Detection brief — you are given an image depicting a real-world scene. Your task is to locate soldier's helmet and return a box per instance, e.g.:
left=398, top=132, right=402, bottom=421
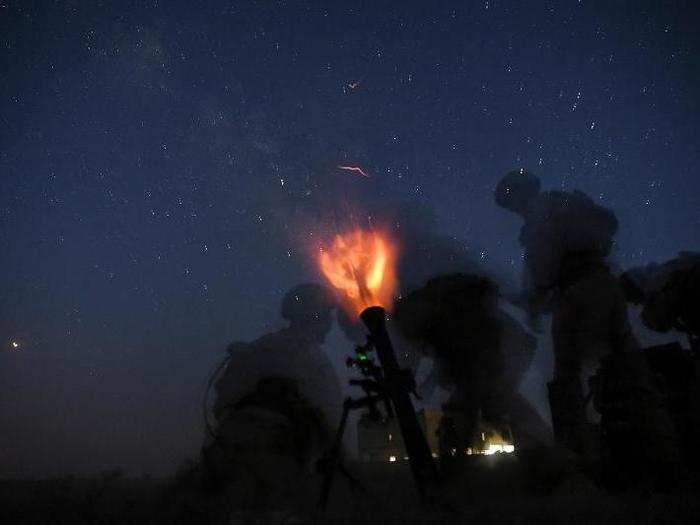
left=619, top=269, right=647, bottom=304
left=495, top=170, right=541, bottom=214
left=281, top=283, right=335, bottom=326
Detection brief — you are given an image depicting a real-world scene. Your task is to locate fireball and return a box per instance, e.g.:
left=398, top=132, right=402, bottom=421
left=319, top=229, right=398, bottom=315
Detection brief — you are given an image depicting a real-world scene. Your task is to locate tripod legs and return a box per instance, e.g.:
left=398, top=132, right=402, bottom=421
left=317, top=397, right=372, bottom=510
left=317, top=398, right=351, bottom=510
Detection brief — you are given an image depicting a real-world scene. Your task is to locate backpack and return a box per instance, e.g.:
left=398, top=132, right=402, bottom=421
left=542, top=190, right=618, bottom=257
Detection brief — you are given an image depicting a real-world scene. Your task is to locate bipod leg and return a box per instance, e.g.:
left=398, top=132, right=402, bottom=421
left=317, top=397, right=352, bottom=510
left=337, top=461, right=367, bottom=496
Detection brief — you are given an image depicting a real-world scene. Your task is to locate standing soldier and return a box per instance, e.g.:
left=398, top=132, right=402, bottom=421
left=494, top=170, right=636, bottom=455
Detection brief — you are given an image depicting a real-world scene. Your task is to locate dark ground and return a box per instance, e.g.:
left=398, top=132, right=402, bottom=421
left=3, top=450, right=700, bottom=524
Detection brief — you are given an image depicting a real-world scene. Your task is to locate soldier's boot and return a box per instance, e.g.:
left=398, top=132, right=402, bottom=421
left=548, top=379, right=596, bottom=458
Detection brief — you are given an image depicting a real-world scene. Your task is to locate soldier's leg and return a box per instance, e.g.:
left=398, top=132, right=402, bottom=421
left=550, top=305, right=590, bottom=454
left=505, top=392, right=553, bottom=449
left=444, top=377, right=481, bottom=454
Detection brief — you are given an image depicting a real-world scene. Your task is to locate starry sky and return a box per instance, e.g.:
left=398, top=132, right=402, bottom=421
left=1, top=1, right=698, bottom=477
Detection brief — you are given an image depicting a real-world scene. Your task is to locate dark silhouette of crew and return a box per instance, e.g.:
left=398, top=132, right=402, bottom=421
left=494, top=170, right=636, bottom=454
left=201, top=283, right=343, bottom=519
left=620, top=252, right=700, bottom=472
left=621, top=251, right=700, bottom=351
left=393, top=273, right=551, bottom=454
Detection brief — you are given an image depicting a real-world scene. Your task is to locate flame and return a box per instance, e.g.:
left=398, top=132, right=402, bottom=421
left=319, top=229, right=398, bottom=315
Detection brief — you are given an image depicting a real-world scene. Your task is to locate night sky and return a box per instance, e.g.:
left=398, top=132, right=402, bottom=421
left=1, top=1, right=698, bottom=478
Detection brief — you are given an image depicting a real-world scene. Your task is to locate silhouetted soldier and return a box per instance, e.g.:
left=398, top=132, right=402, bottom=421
left=620, top=252, right=700, bottom=471
left=393, top=273, right=551, bottom=453
left=621, top=251, right=700, bottom=351
left=202, top=283, right=343, bottom=519
left=495, top=170, right=636, bottom=454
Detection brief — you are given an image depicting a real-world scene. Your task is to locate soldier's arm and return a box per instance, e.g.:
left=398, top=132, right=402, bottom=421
left=213, top=343, right=256, bottom=417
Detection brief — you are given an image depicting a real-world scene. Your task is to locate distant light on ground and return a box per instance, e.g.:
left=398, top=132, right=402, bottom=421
left=10, top=341, right=20, bottom=350
left=483, top=443, right=515, bottom=455
left=467, top=443, right=516, bottom=455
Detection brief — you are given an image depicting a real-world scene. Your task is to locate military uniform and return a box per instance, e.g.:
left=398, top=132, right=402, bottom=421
left=393, top=274, right=551, bottom=452
left=620, top=253, right=700, bottom=471
left=202, top=284, right=342, bottom=518
left=495, top=171, right=637, bottom=454
left=622, top=251, right=700, bottom=350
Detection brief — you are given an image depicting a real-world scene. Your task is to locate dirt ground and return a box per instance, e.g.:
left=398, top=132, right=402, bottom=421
left=3, top=451, right=700, bottom=524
